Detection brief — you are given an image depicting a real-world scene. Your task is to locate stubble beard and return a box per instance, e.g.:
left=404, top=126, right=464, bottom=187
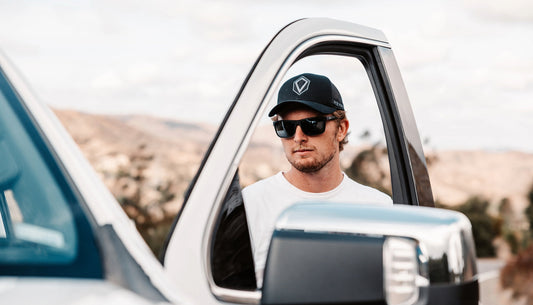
left=289, top=149, right=336, bottom=173
left=285, top=126, right=341, bottom=174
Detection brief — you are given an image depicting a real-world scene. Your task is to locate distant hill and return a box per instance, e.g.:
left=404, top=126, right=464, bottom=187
left=54, top=109, right=208, bottom=223
left=426, top=150, right=533, bottom=211
left=54, top=109, right=533, bottom=250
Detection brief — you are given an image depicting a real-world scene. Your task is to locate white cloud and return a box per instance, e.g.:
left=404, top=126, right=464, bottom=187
left=465, top=0, right=533, bottom=22
left=91, top=70, right=125, bottom=90
left=0, top=0, right=532, bottom=151
left=125, top=63, right=160, bottom=85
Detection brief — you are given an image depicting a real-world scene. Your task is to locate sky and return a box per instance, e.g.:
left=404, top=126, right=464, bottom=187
left=0, top=0, right=532, bottom=152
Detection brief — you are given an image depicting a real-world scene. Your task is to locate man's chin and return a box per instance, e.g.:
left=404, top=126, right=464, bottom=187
left=291, top=160, right=323, bottom=173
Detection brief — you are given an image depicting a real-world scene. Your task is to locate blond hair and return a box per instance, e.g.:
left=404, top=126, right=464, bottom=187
left=332, top=110, right=349, bottom=151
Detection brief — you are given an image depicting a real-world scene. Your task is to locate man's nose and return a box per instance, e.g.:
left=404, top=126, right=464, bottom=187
left=293, top=126, right=308, bottom=143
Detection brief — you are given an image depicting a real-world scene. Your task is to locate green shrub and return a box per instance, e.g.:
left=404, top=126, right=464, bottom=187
left=445, top=196, right=498, bottom=257
left=526, top=184, right=533, bottom=234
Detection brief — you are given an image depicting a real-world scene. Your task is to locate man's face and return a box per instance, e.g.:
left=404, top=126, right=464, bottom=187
left=278, top=108, right=347, bottom=173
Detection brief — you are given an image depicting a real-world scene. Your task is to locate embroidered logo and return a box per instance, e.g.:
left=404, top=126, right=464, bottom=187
left=292, top=76, right=310, bottom=95
left=332, top=99, right=343, bottom=109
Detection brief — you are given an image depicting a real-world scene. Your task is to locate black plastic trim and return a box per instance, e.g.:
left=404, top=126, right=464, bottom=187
left=211, top=170, right=256, bottom=290
left=262, top=230, right=386, bottom=305
left=424, top=280, right=479, bottom=305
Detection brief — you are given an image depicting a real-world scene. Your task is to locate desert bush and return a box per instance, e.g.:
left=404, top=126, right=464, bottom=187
left=499, top=181, right=533, bottom=304
left=345, top=144, right=392, bottom=196
left=526, top=184, right=533, bottom=234
left=501, top=244, right=533, bottom=303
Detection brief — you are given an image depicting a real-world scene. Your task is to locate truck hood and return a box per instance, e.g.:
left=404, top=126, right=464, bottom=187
left=0, top=277, right=170, bottom=305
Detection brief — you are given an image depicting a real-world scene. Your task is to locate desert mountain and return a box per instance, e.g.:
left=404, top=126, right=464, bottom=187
left=54, top=109, right=533, bottom=250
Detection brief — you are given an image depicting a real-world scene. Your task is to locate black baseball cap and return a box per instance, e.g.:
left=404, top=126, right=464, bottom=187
left=268, top=73, right=344, bottom=117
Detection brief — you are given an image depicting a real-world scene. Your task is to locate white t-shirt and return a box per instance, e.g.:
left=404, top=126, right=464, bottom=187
left=242, top=171, right=392, bottom=287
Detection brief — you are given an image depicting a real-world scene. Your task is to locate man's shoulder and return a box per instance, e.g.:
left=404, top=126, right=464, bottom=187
left=242, top=172, right=283, bottom=195
left=342, top=175, right=392, bottom=204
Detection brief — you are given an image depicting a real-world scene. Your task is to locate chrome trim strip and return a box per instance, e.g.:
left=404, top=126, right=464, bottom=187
left=210, top=286, right=261, bottom=305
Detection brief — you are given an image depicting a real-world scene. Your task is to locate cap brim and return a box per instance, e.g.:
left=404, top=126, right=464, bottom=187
left=268, top=100, right=337, bottom=117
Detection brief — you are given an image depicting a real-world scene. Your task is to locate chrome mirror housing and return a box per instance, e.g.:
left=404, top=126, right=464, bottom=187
left=262, top=203, right=478, bottom=305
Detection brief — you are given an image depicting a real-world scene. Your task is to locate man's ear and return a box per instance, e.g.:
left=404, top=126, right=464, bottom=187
left=337, top=119, right=349, bottom=142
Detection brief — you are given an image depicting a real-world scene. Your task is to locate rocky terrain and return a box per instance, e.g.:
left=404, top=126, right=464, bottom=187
left=54, top=109, right=533, bottom=253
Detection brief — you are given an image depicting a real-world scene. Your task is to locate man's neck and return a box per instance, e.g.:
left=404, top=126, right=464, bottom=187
left=283, top=166, right=344, bottom=193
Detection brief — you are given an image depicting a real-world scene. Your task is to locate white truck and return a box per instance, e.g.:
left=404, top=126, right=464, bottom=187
left=0, top=18, right=479, bottom=305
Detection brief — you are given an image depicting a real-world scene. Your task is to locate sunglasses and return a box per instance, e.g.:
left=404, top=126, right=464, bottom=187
left=273, top=116, right=337, bottom=138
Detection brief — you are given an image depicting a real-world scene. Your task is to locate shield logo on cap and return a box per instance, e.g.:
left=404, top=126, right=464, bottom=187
left=292, top=76, right=310, bottom=95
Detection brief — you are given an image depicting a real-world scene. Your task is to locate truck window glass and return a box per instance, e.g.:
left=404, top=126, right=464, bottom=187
left=0, top=70, right=102, bottom=277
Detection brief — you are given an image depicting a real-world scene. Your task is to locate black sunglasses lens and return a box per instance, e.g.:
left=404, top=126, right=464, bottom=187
left=301, top=117, right=326, bottom=136
left=274, top=120, right=295, bottom=138
left=274, top=117, right=328, bottom=138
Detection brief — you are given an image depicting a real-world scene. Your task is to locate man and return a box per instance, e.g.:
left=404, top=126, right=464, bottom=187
left=242, top=73, right=392, bottom=287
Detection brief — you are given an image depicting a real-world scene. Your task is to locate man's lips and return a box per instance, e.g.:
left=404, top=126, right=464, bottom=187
left=293, top=147, right=314, bottom=154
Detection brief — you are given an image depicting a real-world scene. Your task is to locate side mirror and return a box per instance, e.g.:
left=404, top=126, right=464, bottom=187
left=262, top=203, right=479, bottom=305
